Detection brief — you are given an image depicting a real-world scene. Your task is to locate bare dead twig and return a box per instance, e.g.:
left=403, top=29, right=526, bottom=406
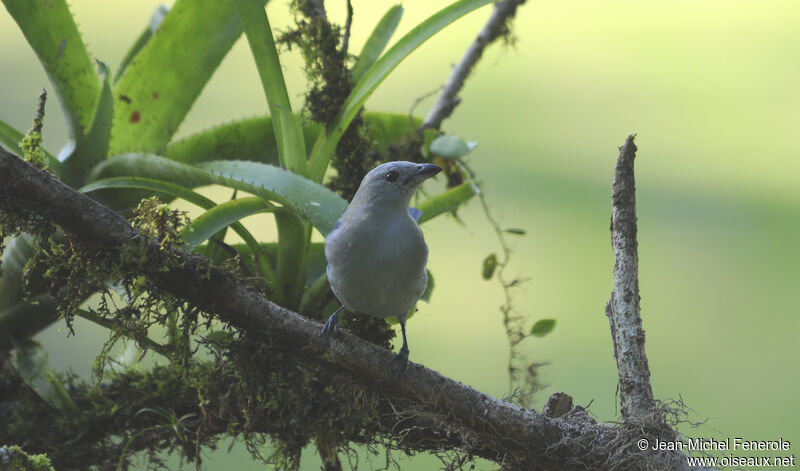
left=422, top=0, right=527, bottom=130
left=606, top=134, right=659, bottom=423
left=342, top=0, right=353, bottom=56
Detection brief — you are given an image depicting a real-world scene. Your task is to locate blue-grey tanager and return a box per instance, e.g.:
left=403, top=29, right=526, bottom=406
left=322, top=161, right=442, bottom=379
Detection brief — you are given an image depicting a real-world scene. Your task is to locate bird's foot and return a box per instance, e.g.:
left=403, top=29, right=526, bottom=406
left=390, top=345, right=409, bottom=381
left=320, top=311, right=340, bottom=347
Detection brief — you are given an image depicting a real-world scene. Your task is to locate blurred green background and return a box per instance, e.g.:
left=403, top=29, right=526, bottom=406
left=2, top=0, right=798, bottom=469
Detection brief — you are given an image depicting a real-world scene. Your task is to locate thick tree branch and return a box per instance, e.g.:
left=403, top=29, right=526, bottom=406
left=422, top=0, right=526, bottom=130
left=606, top=134, right=658, bottom=423
left=0, top=147, right=708, bottom=469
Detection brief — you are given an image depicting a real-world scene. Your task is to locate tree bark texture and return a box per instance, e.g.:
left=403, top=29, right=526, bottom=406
left=606, top=134, right=658, bottom=423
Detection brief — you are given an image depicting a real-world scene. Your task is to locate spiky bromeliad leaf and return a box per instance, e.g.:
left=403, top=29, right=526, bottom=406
left=0, top=236, right=36, bottom=314
left=115, top=5, right=170, bottom=82
left=164, top=116, right=321, bottom=165
left=362, top=112, right=422, bottom=156
left=181, top=197, right=273, bottom=250
left=2, top=0, right=100, bottom=140
left=213, top=242, right=326, bottom=284
left=235, top=0, right=307, bottom=175
left=198, top=160, right=346, bottom=235
left=89, top=154, right=347, bottom=235
left=10, top=338, right=78, bottom=412
left=64, top=61, right=114, bottom=177
left=109, top=0, right=264, bottom=155
left=306, top=0, right=494, bottom=182
left=163, top=111, right=417, bottom=166
left=416, top=181, right=478, bottom=224
left=351, top=4, right=404, bottom=83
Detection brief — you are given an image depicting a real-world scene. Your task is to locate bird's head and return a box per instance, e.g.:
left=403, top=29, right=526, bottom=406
left=349, top=161, right=442, bottom=212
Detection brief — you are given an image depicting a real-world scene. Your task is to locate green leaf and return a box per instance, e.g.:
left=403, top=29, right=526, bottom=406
left=109, top=0, right=257, bottom=155
left=0, top=236, right=33, bottom=312
left=198, top=190, right=233, bottom=264
left=235, top=0, right=306, bottom=175
left=274, top=209, right=310, bottom=310
left=182, top=197, right=273, bottom=250
left=88, top=154, right=347, bottom=235
left=482, top=253, right=497, bottom=280
left=429, top=134, right=477, bottom=159
left=212, top=241, right=325, bottom=286
left=303, top=243, right=327, bottom=286
left=10, top=338, right=78, bottom=412
left=351, top=4, right=404, bottom=83
left=115, top=5, right=170, bottom=83
left=417, top=181, right=479, bottom=224
left=164, top=112, right=415, bottom=165
left=2, top=0, right=100, bottom=139
left=530, top=319, right=557, bottom=338
left=362, top=112, right=421, bottom=156
left=420, top=128, right=441, bottom=159
left=196, top=160, right=347, bottom=235
left=64, top=61, right=114, bottom=177
left=81, top=176, right=218, bottom=208
left=0, top=295, right=60, bottom=350
left=421, top=269, right=434, bottom=302
left=307, top=0, right=494, bottom=182
left=0, top=120, right=28, bottom=160
left=0, top=235, right=66, bottom=343
left=164, top=116, right=321, bottom=165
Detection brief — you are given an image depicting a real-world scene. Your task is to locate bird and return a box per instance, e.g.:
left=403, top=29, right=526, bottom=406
left=322, top=160, right=442, bottom=379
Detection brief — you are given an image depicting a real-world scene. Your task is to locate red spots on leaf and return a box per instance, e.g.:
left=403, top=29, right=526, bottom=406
left=152, top=92, right=159, bottom=100
left=130, top=111, right=140, bottom=123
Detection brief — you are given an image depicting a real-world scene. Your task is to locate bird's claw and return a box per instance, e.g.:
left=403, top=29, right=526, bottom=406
left=320, top=312, right=340, bottom=347
left=390, top=346, right=409, bottom=381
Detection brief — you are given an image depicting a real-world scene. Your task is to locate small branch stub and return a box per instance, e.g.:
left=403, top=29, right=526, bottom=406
left=606, top=134, right=658, bottom=423
left=33, top=88, right=47, bottom=134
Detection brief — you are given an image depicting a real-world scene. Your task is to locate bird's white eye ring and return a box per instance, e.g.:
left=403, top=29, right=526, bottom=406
left=385, top=171, right=399, bottom=183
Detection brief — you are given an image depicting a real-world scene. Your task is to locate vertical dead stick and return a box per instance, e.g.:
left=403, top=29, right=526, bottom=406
left=422, top=0, right=527, bottom=130
left=606, top=134, right=658, bottom=422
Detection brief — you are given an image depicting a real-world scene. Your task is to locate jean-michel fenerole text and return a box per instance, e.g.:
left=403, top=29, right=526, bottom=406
left=651, top=437, right=791, bottom=452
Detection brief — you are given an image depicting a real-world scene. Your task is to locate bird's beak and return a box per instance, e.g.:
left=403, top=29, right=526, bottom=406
left=412, top=163, right=442, bottom=185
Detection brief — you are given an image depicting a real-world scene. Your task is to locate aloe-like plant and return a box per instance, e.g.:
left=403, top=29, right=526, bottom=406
left=1, top=0, right=485, bottom=335
left=0, top=0, right=494, bottom=466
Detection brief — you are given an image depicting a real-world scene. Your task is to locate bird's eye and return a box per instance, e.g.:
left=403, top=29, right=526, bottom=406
left=385, top=171, right=399, bottom=183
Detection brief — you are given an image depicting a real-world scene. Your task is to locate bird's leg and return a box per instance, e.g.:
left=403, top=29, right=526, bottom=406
left=391, top=320, right=410, bottom=380
left=320, top=305, right=344, bottom=346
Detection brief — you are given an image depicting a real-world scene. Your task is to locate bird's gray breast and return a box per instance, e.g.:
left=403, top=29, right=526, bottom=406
left=326, top=214, right=428, bottom=320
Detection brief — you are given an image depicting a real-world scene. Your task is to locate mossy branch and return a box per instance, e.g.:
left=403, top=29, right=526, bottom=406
left=19, top=89, right=48, bottom=169
left=0, top=145, right=712, bottom=470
